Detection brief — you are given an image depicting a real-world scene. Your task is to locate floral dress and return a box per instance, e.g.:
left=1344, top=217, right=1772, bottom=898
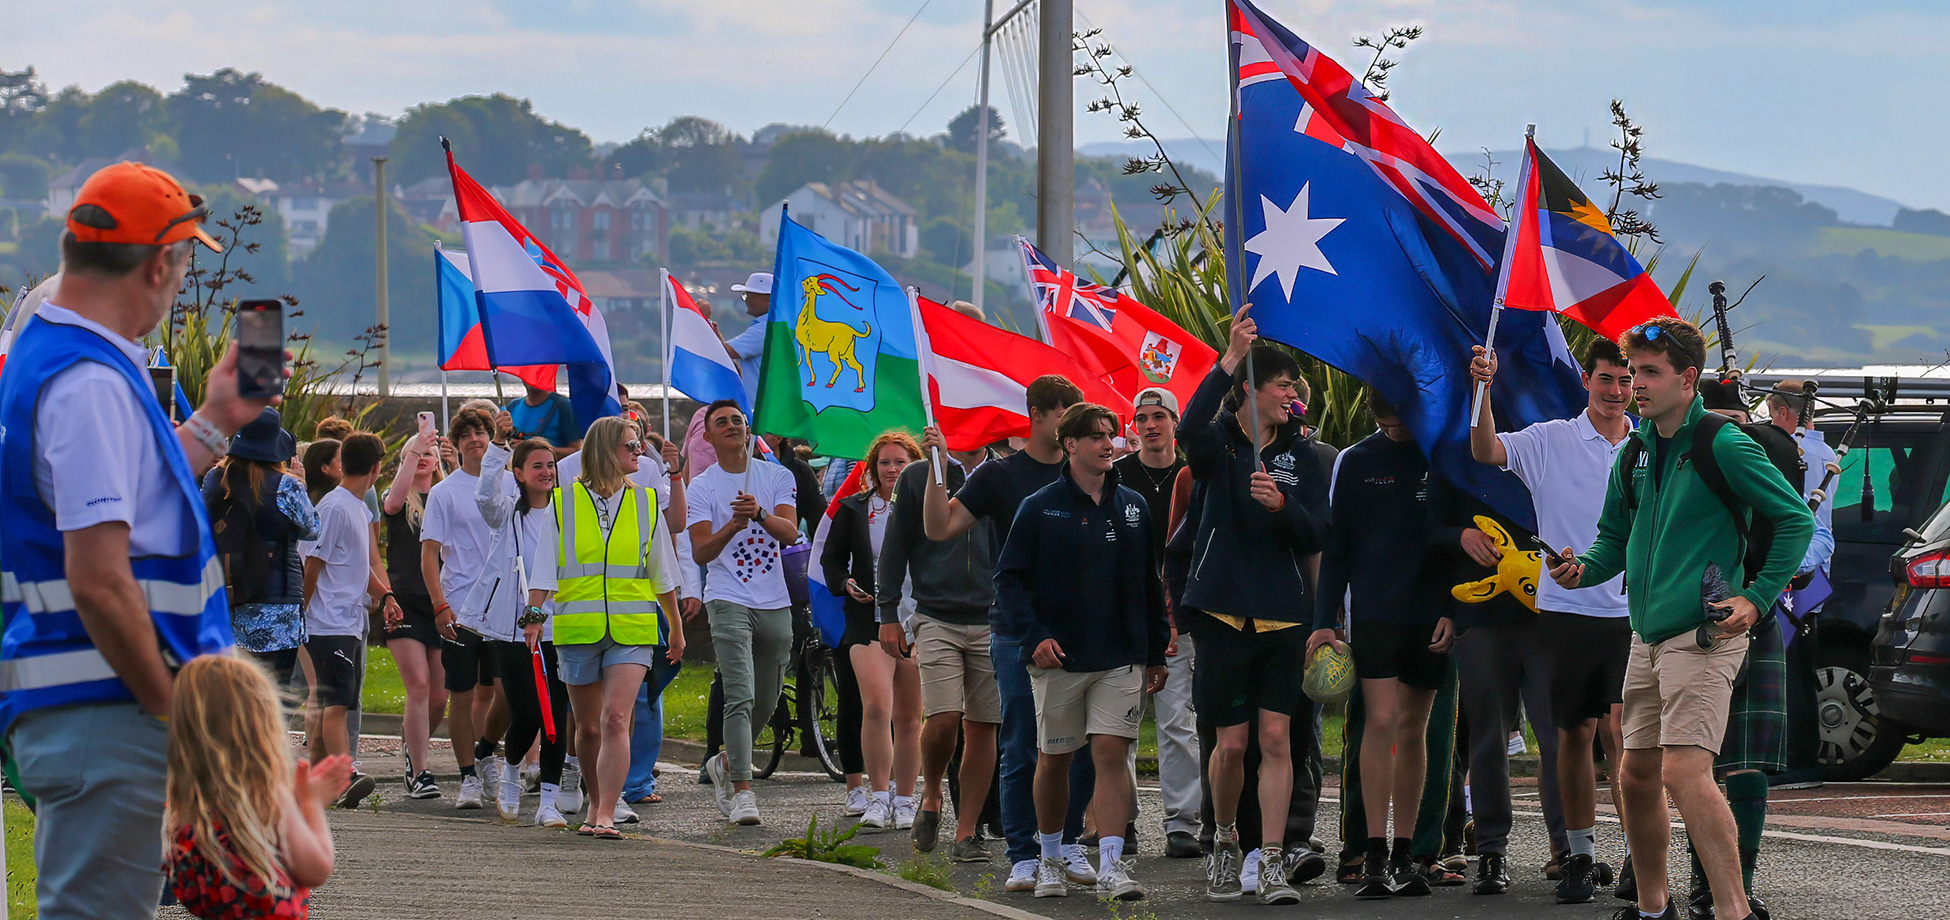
left=231, top=474, right=321, bottom=653
left=167, top=821, right=310, bottom=919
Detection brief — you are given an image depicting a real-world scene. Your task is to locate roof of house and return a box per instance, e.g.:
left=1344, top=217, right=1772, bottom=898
left=796, top=180, right=917, bottom=222
left=497, top=179, right=664, bottom=210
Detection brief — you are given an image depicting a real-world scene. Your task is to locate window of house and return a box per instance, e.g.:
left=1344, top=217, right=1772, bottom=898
left=594, top=210, right=610, bottom=231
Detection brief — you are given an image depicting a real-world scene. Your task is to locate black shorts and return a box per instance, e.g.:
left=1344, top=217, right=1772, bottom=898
left=306, top=635, right=365, bottom=709
left=383, top=593, right=442, bottom=647
left=1189, top=615, right=1311, bottom=727
left=1349, top=620, right=1448, bottom=691
left=1537, top=609, right=1632, bottom=729
left=441, top=628, right=499, bottom=693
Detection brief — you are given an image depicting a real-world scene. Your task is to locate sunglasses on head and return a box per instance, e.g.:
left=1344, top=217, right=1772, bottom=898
left=1632, top=324, right=1664, bottom=342
left=623, top=439, right=645, bottom=454
left=155, top=194, right=209, bottom=243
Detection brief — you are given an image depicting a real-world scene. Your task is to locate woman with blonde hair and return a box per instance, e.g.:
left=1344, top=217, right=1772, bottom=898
left=546, top=415, right=686, bottom=838
left=820, top=430, right=925, bottom=831
left=381, top=426, right=455, bottom=801
left=165, top=655, right=345, bottom=917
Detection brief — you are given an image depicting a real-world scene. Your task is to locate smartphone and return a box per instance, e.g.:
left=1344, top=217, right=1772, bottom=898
left=235, top=299, right=284, bottom=399
left=1528, top=535, right=1566, bottom=569
left=417, top=411, right=437, bottom=438
left=149, top=365, right=176, bottom=421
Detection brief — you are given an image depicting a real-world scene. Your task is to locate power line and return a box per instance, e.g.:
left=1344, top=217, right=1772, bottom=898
left=1073, top=5, right=1221, bottom=165
left=823, top=0, right=937, bottom=131
left=896, top=43, right=983, bottom=136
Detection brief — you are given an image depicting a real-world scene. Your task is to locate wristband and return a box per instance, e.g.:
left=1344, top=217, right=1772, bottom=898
left=517, top=605, right=549, bottom=627
left=435, top=604, right=452, bottom=616
left=182, top=412, right=229, bottom=458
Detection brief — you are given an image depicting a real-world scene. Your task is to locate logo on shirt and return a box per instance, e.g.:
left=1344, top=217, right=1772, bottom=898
left=1123, top=503, right=1141, bottom=525
left=1042, top=508, right=1071, bottom=519
left=729, top=527, right=779, bottom=584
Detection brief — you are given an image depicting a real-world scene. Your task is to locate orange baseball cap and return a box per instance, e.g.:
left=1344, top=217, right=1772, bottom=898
left=65, top=162, right=222, bottom=252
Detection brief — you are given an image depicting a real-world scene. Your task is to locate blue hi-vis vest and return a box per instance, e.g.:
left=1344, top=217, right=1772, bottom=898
left=0, top=318, right=233, bottom=733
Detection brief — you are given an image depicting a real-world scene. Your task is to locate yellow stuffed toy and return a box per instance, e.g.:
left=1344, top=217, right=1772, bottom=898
left=1450, top=516, right=1541, bottom=612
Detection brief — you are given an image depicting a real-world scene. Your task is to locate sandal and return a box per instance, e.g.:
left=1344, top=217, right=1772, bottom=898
left=1338, top=858, right=1367, bottom=885
left=592, top=825, right=624, bottom=840
left=576, top=824, right=598, bottom=837
left=629, top=793, right=663, bottom=804
left=1420, top=859, right=1467, bottom=887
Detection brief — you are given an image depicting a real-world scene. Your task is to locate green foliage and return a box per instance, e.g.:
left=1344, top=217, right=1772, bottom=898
left=389, top=94, right=593, bottom=186
left=947, top=104, right=1005, bottom=154
left=291, top=195, right=445, bottom=347
left=762, top=815, right=882, bottom=869
left=755, top=131, right=857, bottom=205
left=169, top=69, right=351, bottom=184
left=919, top=215, right=971, bottom=266
left=76, top=81, right=168, bottom=160
left=0, top=151, right=53, bottom=199
left=606, top=116, right=744, bottom=194
left=7, top=797, right=35, bottom=919
left=895, top=854, right=957, bottom=892
left=667, top=224, right=765, bottom=267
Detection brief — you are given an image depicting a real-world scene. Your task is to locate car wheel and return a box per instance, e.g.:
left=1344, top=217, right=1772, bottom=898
left=1815, top=643, right=1908, bottom=781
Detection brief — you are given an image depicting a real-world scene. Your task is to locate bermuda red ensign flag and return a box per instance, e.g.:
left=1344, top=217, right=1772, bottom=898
left=1018, top=238, right=1216, bottom=410
left=915, top=296, right=1129, bottom=451
left=1498, top=135, right=1677, bottom=339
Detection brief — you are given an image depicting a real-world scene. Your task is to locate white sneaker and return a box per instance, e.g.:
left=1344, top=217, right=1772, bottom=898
left=860, top=797, right=893, bottom=830
left=844, top=785, right=870, bottom=817
left=1005, top=859, right=1039, bottom=892
left=522, top=761, right=541, bottom=793
left=1240, top=846, right=1261, bottom=895
left=728, top=789, right=761, bottom=826
left=705, top=752, right=734, bottom=818
left=558, top=763, right=583, bottom=814
left=1096, top=858, right=1145, bottom=901
left=536, top=803, right=568, bottom=828
left=894, top=798, right=917, bottom=830
left=496, top=775, right=521, bottom=823
left=1507, top=732, right=1527, bottom=756
left=1063, top=844, right=1098, bottom=886
left=456, top=774, right=484, bottom=809
left=478, top=755, right=503, bottom=801
left=1035, top=856, right=1070, bottom=897
left=614, top=798, right=640, bottom=825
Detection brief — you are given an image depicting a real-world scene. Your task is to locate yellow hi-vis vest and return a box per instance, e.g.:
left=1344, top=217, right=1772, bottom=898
left=551, top=481, right=665, bottom=646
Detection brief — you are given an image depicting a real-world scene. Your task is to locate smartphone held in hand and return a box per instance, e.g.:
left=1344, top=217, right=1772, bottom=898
left=235, top=299, right=285, bottom=399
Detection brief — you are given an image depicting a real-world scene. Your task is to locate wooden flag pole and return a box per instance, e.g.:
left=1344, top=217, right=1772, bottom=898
left=1473, top=123, right=1535, bottom=429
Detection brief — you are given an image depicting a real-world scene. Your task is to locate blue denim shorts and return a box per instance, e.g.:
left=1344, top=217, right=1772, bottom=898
left=556, top=634, right=660, bottom=686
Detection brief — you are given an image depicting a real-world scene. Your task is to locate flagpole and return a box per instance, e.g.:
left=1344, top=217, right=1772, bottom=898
left=907, top=286, right=945, bottom=486
left=1472, top=123, right=1535, bottom=429
left=660, top=267, right=673, bottom=442
left=1225, top=31, right=1263, bottom=456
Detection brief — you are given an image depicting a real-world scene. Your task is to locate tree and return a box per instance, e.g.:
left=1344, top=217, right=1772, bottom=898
left=657, top=116, right=743, bottom=194
left=167, top=69, right=349, bottom=183
left=0, top=152, right=53, bottom=199
left=291, top=196, right=441, bottom=349
left=0, top=67, right=49, bottom=150
left=947, top=104, right=1005, bottom=154
left=76, top=81, right=168, bottom=161
left=389, top=94, right=594, bottom=186
left=755, top=131, right=855, bottom=204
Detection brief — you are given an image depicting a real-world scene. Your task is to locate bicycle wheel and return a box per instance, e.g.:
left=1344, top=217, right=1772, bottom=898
left=753, top=684, right=791, bottom=780
left=802, top=648, right=846, bottom=782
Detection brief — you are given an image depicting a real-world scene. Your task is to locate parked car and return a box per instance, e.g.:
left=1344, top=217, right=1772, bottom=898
left=1872, top=498, right=1950, bottom=769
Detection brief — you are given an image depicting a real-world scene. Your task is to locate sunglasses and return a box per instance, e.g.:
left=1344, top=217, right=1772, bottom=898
left=1631, top=324, right=1664, bottom=342
left=155, top=194, right=210, bottom=243
left=623, top=439, right=646, bottom=455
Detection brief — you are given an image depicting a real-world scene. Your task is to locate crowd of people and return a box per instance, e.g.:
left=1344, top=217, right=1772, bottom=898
left=0, top=161, right=1829, bottom=920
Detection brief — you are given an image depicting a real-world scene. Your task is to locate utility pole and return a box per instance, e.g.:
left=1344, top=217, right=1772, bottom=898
left=373, top=156, right=390, bottom=397
left=1036, top=0, right=1073, bottom=267
left=971, top=0, right=996, bottom=313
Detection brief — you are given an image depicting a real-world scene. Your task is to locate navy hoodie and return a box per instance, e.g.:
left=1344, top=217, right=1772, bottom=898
left=1315, top=431, right=1448, bottom=629
left=994, top=463, right=1169, bottom=672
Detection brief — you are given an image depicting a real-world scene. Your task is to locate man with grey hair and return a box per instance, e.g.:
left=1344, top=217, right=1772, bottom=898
left=1764, top=380, right=1834, bottom=791
left=0, top=161, right=277, bottom=917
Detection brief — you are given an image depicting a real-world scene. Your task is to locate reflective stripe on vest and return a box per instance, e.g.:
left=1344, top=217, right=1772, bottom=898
left=551, top=481, right=664, bottom=646
left=2, top=557, right=224, bottom=618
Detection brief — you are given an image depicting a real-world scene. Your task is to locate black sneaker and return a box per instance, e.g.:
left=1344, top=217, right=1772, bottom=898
left=1615, top=900, right=1679, bottom=920
left=335, top=771, right=376, bottom=809
left=1392, top=862, right=1432, bottom=897
left=1165, top=831, right=1203, bottom=859
left=1558, top=853, right=1598, bottom=904
left=1473, top=853, right=1510, bottom=895
left=1615, top=855, right=1638, bottom=902
left=1283, top=848, right=1327, bottom=885
left=405, top=770, right=440, bottom=800
left=1355, top=855, right=1395, bottom=900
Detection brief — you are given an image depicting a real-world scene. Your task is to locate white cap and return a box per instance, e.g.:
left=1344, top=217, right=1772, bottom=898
left=730, top=272, right=774, bottom=295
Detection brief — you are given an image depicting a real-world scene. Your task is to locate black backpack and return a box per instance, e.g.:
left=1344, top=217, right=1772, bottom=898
left=1620, top=414, right=1805, bottom=588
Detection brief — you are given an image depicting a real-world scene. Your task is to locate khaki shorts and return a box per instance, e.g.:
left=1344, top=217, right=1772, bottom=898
left=913, top=617, right=1002, bottom=724
left=1029, top=665, right=1144, bottom=754
left=1621, top=630, right=1750, bottom=752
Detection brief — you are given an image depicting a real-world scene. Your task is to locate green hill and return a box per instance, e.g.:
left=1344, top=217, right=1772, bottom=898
left=1815, top=227, right=1950, bottom=261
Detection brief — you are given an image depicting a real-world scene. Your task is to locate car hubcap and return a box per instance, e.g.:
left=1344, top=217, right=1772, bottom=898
left=1814, top=665, right=1880, bottom=766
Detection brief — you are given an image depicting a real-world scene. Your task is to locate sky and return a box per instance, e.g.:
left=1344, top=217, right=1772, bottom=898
left=11, top=0, right=1948, bottom=212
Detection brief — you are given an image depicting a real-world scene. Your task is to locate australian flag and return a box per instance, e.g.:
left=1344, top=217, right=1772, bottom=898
left=1225, top=0, right=1585, bottom=530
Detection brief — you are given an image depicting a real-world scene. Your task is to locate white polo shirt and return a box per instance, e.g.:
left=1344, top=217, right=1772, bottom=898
left=1498, top=411, right=1631, bottom=618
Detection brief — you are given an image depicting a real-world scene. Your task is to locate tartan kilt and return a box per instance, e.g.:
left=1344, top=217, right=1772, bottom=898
left=1716, top=613, right=1787, bottom=775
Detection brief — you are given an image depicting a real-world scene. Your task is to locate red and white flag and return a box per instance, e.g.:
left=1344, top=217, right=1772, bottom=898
left=914, top=295, right=1129, bottom=451
left=1018, top=238, right=1216, bottom=409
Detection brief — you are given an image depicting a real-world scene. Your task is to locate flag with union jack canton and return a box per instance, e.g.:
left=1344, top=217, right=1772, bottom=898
left=1018, top=237, right=1216, bottom=411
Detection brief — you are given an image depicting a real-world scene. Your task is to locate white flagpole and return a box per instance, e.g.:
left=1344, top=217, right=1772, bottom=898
left=907, top=286, right=945, bottom=486
left=1472, top=123, right=1536, bottom=429
left=1017, top=236, right=1052, bottom=344
left=660, top=267, right=673, bottom=442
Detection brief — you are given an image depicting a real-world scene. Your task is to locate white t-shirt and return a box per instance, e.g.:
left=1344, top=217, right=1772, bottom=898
left=422, top=467, right=515, bottom=608
left=29, top=304, right=189, bottom=557
left=301, top=487, right=371, bottom=637
left=557, top=451, right=672, bottom=505
left=687, top=460, right=796, bottom=609
left=1498, top=411, right=1631, bottom=618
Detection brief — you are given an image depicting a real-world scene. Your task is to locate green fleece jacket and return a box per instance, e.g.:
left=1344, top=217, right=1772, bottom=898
left=1578, top=395, right=1815, bottom=645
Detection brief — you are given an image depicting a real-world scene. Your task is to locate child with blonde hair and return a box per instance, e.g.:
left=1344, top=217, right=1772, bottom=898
left=166, top=655, right=346, bottom=918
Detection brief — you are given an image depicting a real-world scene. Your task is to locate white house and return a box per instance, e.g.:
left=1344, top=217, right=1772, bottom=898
left=759, top=180, right=919, bottom=259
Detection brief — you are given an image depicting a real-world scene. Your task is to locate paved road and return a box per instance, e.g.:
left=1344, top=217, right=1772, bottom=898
left=359, top=757, right=1948, bottom=920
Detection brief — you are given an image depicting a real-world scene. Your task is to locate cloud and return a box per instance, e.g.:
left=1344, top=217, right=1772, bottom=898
left=8, top=0, right=1947, bottom=210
